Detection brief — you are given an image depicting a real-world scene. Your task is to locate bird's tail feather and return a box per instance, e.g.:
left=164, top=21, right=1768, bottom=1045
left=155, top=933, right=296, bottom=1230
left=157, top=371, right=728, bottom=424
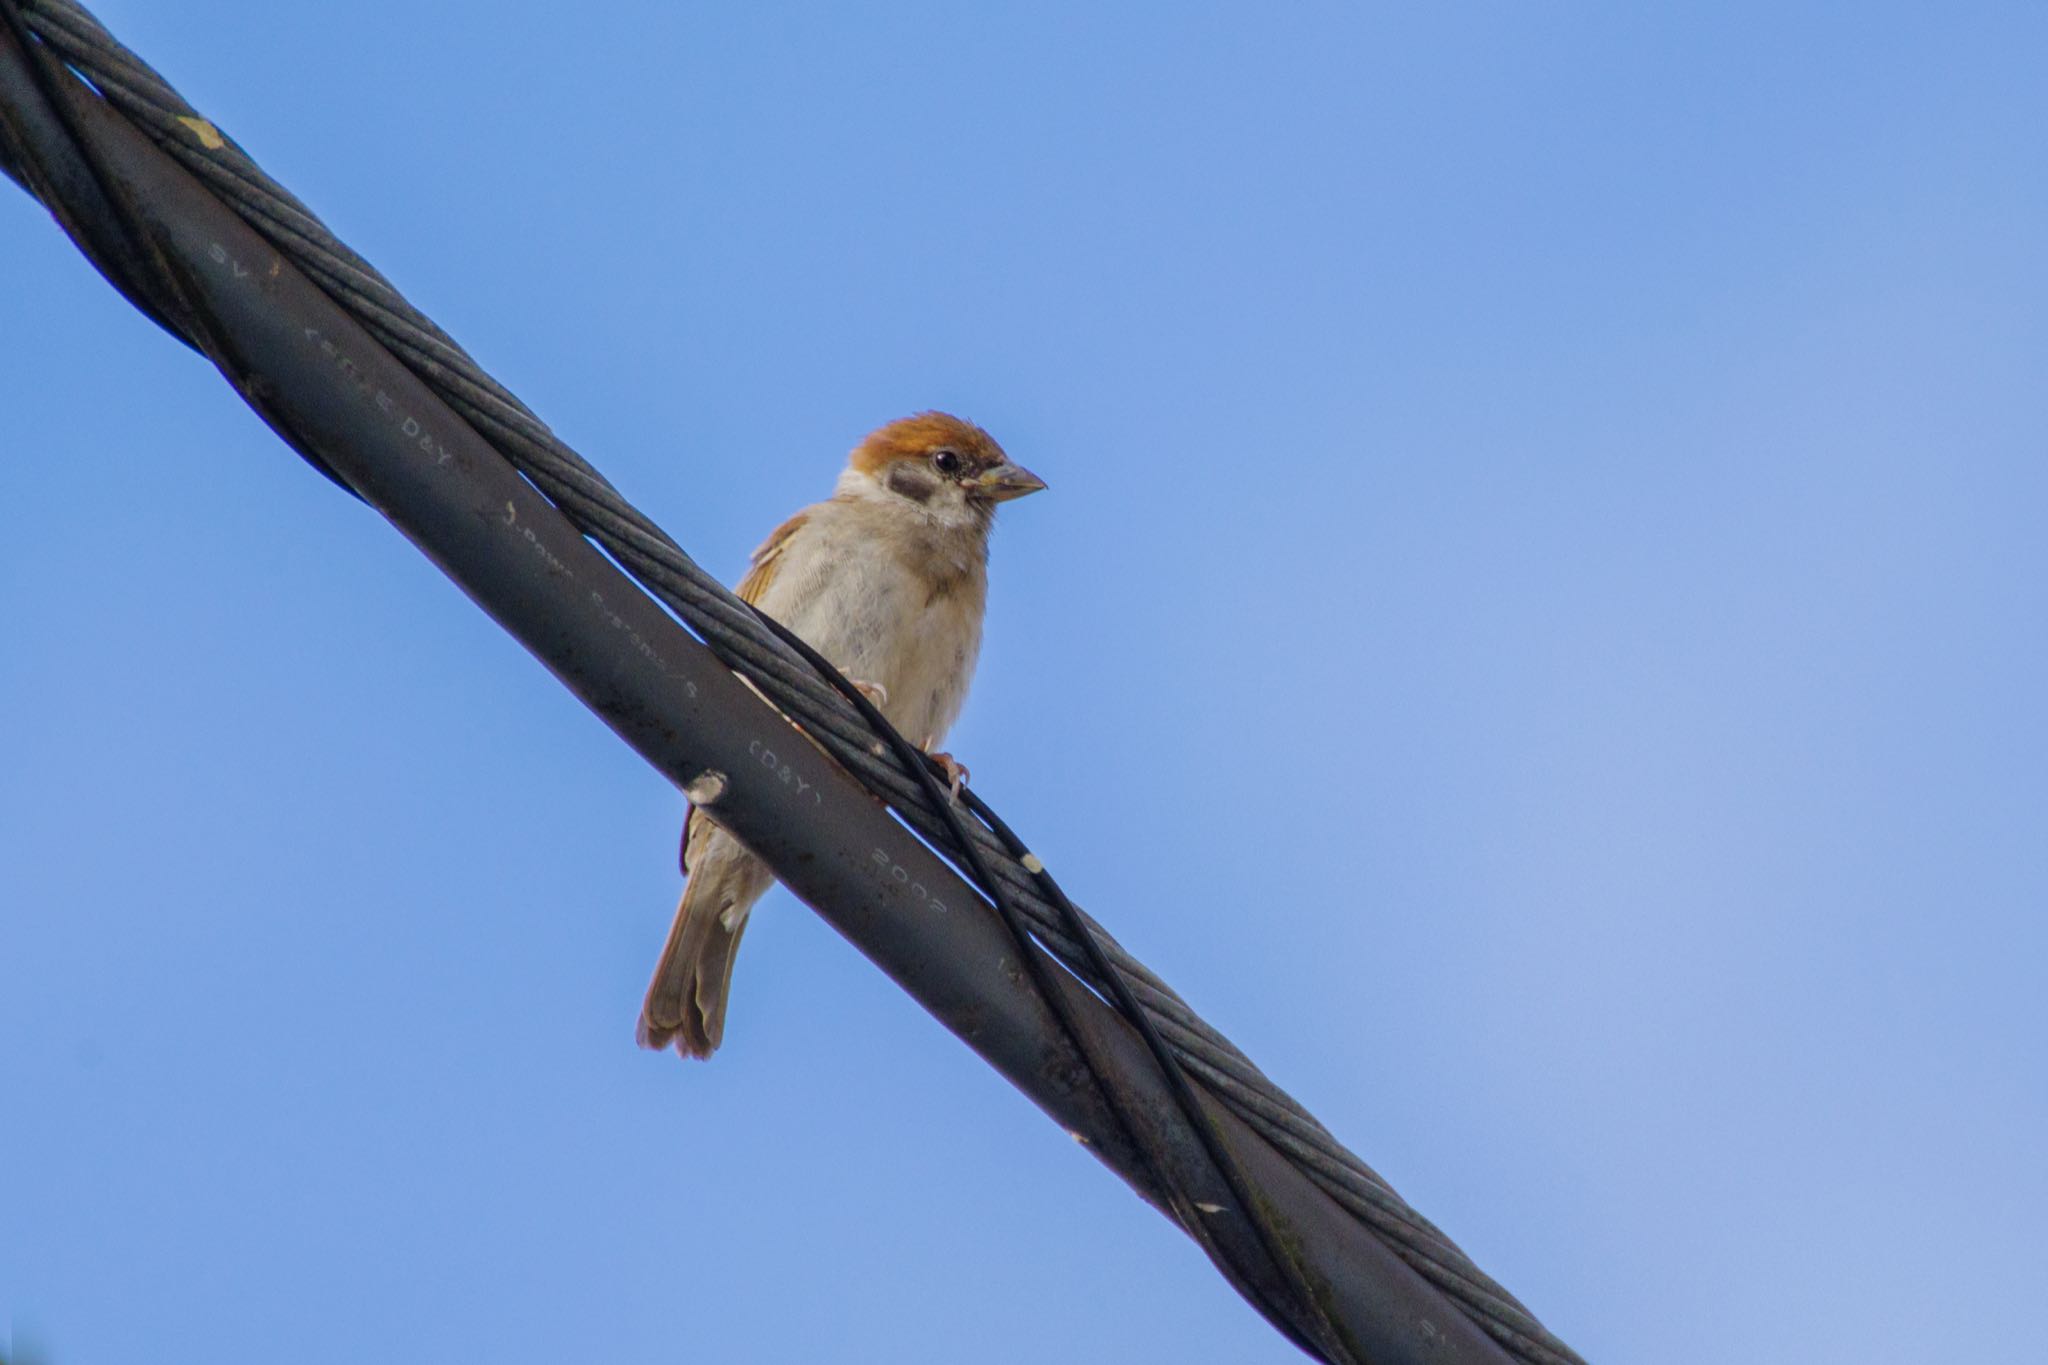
left=639, top=825, right=772, bottom=1059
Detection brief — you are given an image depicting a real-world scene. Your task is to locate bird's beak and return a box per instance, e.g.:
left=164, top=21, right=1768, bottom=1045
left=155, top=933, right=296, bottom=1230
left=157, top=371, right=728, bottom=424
left=972, top=461, right=1048, bottom=502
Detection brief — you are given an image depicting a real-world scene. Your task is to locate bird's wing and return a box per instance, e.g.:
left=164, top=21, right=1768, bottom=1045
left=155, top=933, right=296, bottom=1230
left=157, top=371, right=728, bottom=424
left=736, top=508, right=810, bottom=606
left=687, top=507, right=814, bottom=873
left=679, top=801, right=710, bottom=875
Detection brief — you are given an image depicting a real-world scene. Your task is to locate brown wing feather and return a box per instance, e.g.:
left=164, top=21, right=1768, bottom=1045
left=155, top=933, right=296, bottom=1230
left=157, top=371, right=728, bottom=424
left=678, top=802, right=704, bottom=874
left=677, top=506, right=813, bottom=877
left=684, top=509, right=806, bottom=877
left=737, top=508, right=809, bottom=606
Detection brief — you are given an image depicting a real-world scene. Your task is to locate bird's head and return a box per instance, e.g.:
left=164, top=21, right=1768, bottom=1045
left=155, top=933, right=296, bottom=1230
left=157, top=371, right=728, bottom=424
left=839, top=411, right=1046, bottom=530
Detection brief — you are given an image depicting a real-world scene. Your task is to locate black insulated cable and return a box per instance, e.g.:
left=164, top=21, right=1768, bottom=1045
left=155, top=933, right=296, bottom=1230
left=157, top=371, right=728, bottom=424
left=0, top=6, right=1584, bottom=1362
left=748, top=607, right=1355, bottom=1362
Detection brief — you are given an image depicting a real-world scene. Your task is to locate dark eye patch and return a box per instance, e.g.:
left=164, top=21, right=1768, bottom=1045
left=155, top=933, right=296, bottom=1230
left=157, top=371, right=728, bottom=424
left=886, top=461, right=939, bottom=504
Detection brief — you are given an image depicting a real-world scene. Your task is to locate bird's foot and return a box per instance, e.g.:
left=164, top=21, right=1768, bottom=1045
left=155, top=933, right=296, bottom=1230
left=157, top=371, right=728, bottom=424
left=925, top=746, right=970, bottom=801
left=848, top=678, right=889, bottom=709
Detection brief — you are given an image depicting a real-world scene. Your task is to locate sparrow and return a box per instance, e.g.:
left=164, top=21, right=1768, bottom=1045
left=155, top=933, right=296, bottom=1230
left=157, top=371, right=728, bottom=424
left=638, top=411, right=1046, bottom=1059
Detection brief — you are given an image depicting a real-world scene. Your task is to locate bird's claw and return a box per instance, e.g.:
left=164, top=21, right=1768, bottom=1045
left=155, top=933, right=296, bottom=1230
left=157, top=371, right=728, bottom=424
left=928, top=749, right=970, bottom=801
left=849, top=678, right=889, bottom=709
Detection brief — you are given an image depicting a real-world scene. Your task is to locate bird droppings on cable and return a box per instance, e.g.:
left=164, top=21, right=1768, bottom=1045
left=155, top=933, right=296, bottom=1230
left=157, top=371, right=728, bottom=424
left=684, top=770, right=727, bottom=805
left=1020, top=852, right=1044, bottom=874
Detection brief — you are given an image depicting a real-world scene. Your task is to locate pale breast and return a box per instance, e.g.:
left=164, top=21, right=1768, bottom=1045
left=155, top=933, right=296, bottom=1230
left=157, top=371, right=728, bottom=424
left=751, top=498, right=988, bottom=748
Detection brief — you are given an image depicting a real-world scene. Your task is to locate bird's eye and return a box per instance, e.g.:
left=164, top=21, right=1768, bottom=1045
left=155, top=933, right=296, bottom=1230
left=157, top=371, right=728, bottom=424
left=931, top=449, right=962, bottom=475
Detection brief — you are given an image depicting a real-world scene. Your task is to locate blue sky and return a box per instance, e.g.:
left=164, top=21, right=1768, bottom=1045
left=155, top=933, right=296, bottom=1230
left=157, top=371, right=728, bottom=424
left=4, top=3, right=2044, bottom=1361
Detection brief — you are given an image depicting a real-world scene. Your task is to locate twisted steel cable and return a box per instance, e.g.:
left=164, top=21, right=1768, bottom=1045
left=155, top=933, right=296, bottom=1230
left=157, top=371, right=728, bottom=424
left=10, top=5, right=1581, bottom=1360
